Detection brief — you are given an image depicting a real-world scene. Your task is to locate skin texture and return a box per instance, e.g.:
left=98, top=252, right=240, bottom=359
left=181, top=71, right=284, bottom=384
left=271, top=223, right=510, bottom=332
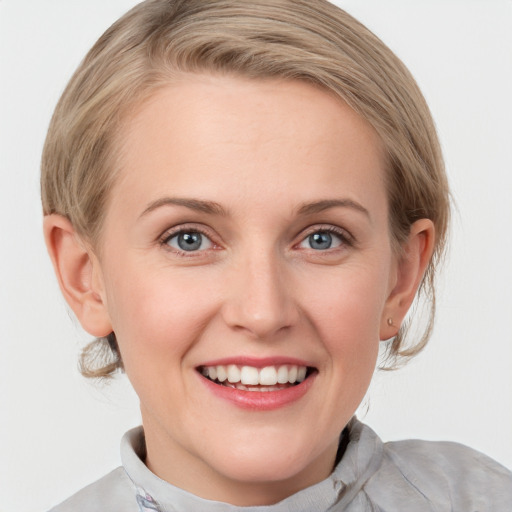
left=44, top=75, right=434, bottom=506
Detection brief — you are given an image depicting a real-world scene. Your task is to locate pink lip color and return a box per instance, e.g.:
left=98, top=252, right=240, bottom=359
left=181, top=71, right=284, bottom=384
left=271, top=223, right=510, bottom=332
left=199, top=356, right=312, bottom=368
left=197, top=370, right=317, bottom=411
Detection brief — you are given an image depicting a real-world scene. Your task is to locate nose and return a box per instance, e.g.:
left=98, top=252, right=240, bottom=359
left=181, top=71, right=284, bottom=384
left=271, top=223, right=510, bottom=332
left=221, top=249, right=300, bottom=340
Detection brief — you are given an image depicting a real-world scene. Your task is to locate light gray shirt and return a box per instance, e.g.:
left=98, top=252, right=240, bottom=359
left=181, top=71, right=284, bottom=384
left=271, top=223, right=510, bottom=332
left=49, top=418, right=512, bottom=511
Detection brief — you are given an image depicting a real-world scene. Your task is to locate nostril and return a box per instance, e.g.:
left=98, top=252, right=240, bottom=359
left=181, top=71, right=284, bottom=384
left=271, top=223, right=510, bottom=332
left=221, top=302, right=299, bottom=340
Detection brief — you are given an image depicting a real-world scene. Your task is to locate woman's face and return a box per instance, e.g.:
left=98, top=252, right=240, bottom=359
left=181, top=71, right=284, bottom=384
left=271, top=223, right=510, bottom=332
left=95, top=75, right=399, bottom=504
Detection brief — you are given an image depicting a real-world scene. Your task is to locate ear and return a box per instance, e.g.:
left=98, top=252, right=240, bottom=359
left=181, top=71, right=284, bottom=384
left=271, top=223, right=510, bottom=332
left=43, top=214, right=112, bottom=337
left=380, top=219, right=435, bottom=340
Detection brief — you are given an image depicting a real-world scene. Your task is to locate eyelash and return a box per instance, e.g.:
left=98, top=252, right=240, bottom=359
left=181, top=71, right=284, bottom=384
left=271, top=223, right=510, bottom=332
left=158, top=224, right=355, bottom=256
left=159, top=225, right=217, bottom=256
left=298, top=225, right=354, bottom=250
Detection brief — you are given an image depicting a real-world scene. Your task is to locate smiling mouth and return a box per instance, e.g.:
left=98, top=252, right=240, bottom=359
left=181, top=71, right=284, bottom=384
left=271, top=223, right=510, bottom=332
left=198, top=364, right=316, bottom=392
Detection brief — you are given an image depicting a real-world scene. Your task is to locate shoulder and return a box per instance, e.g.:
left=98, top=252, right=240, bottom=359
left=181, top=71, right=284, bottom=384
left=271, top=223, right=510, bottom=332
left=380, top=438, right=512, bottom=509
left=48, top=467, right=138, bottom=512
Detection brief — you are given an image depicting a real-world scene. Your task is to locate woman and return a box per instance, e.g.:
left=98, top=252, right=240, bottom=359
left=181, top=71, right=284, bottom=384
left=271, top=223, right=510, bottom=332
left=39, top=0, right=511, bottom=510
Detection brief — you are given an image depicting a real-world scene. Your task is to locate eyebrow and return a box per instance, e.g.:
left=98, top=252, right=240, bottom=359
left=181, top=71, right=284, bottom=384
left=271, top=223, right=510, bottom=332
left=297, top=199, right=370, bottom=219
left=140, top=197, right=228, bottom=218
left=139, top=196, right=370, bottom=220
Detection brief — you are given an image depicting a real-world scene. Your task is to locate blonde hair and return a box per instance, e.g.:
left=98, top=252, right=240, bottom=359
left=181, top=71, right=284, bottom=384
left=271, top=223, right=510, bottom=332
left=41, top=0, right=450, bottom=378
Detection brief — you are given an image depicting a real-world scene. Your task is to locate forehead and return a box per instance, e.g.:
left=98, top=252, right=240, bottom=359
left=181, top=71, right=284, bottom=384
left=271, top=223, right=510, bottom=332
left=110, top=75, right=387, bottom=220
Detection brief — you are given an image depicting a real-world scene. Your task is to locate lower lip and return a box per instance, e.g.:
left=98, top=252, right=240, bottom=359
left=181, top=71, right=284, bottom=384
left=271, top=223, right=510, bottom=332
left=198, top=372, right=316, bottom=411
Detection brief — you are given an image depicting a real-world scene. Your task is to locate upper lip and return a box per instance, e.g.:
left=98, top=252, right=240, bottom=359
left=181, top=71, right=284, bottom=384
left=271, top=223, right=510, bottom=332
left=197, top=356, right=314, bottom=369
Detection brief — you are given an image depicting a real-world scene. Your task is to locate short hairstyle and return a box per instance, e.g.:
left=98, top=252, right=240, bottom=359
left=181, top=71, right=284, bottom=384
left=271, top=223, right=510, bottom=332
left=41, top=0, right=450, bottom=378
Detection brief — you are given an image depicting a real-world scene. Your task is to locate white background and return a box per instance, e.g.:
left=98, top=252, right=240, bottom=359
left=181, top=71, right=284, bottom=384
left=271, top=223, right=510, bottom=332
left=1, top=1, right=511, bottom=510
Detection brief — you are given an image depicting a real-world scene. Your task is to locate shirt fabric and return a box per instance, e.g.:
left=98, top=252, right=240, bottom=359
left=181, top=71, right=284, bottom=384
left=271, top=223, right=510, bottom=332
left=49, top=418, right=512, bottom=511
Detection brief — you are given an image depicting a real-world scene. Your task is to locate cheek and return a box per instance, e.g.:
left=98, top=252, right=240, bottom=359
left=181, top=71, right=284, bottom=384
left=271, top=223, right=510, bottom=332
left=303, top=262, right=389, bottom=363
left=103, top=265, right=220, bottom=373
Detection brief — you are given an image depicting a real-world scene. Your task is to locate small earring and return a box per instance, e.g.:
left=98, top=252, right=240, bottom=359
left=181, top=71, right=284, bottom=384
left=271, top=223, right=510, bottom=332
left=387, top=318, right=393, bottom=326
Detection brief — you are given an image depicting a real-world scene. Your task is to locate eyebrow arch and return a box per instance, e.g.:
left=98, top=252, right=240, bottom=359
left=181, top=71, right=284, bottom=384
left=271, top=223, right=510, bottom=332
left=140, top=197, right=228, bottom=218
left=297, top=199, right=370, bottom=218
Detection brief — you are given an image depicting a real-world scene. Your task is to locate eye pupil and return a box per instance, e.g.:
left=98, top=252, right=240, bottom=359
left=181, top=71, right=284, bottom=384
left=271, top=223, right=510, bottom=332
left=309, top=232, right=332, bottom=250
left=178, top=232, right=202, bottom=251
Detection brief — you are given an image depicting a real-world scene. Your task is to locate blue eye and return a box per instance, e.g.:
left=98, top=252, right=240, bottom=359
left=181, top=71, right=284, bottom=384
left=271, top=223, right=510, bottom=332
left=166, top=231, right=213, bottom=252
left=300, top=230, right=344, bottom=251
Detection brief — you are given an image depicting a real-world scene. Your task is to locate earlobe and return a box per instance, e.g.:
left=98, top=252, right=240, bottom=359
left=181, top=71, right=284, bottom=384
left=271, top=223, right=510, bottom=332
left=380, top=219, right=435, bottom=340
left=43, top=214, right=112, bottom=337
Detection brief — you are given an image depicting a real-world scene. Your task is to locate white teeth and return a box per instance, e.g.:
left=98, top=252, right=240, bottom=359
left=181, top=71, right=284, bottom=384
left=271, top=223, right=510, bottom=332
left=277, top=365, right=289, bottom=384
left=202, top=364, right=309, bottom=387
left=227, top=364, right=241, bottom=383
left=241, top=366, right=259, bottom=385
left=216, top=365, right=227, bottom=382
left=259, top=366, right=278, bottom=386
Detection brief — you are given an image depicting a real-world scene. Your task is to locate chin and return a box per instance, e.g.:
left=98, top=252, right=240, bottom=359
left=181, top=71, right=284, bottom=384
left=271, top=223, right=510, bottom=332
left=204, top=434, right=335, bottom=487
